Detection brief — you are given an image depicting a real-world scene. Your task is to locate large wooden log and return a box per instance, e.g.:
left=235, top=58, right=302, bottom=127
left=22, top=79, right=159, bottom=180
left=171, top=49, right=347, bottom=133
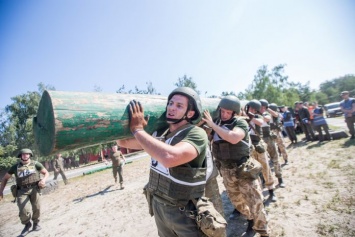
left=33, top=90, right=221, bottom=156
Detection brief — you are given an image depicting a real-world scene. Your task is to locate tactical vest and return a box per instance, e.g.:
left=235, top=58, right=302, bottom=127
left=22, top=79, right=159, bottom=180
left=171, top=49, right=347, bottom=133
left=16, top=161, right=41, bottom=186
left=249, top=118, right=262, bottom=143
left=212, top=117, right=250, bottom=165
left=270, top=115, right=280, bottom=130
left=148, top=126, right=207, bottom=206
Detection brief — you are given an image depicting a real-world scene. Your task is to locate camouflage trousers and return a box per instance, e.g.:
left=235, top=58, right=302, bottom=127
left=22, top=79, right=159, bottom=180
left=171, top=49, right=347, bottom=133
left=251, top=141, right=275, bottom=190
left=220, top=166, right=269, bottom=236
left=273, top=129, right=288, bottom=162
left=263, top=137, right=282, bottom=178
left=204, top=176, right=226, bottom=237
left=17, top=186, right=41, bottom=225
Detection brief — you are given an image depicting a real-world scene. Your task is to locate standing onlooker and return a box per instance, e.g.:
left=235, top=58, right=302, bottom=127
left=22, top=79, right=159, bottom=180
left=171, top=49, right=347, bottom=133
left=0, top=149, right=49, bottom=236
left=313, top=102, right=331, bottom=142
left=298, top=102, right=315, bottom=141
left=52, top=153, right=68, bottom=185
left=110, top=145, right=126, bottom=189
left=340, top=91, right=355, bottom=139
left=280, top=105, right=298, bottom=143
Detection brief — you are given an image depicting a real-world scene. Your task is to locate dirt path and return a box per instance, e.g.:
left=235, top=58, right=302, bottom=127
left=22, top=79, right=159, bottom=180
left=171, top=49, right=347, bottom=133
left=1, top=137, right=354, bottom=237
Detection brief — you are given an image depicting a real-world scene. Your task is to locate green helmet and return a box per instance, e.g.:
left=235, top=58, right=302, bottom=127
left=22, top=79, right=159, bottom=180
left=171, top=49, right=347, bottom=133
left=218, top=95, right=241, bottom=114
left=269, top=103, right=278, bottom=111
left=259, top=99, right=269, bottom=108
left=247, top=99, right=261, bottom=112
left=17, top=148, right=33, bottom=158
left=167, top=87, right=202, bottom=123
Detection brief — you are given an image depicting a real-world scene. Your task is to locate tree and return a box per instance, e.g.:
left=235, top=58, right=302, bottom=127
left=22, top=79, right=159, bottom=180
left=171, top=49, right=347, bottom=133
left=116, top=81, right=160, bottom=95
left=319, top=74, right=355, bottom=102
left=174, top=75, right=200, bottom=94
left=0, top=83, right=55, bottom=159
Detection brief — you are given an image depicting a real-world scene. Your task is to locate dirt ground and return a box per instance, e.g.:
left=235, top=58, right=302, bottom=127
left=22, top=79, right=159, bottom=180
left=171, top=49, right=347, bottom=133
left=1, top=136, right=354, bottom=237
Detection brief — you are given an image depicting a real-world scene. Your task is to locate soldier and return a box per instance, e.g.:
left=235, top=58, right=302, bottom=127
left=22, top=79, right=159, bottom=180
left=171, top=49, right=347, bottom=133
left=117, top=87, right=211, bottom=236
left=245, top=99, right=277, bottom=202
left=268, top=103, right=288, bottom=164
left=110, top=144, right=126, bottom=189
left=203, top=95, right=269, bottom=236
left=52, top=153, right=68, bottom=185
left=0, top=148, right=49, bottom=236
left=260, top=99, right=286, bottom=188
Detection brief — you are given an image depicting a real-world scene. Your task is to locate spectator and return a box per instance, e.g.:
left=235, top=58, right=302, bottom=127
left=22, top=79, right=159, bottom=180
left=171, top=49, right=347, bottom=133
left=313, top=102, right=332, bottom=142
left=340, top=91, right=355, bottom=139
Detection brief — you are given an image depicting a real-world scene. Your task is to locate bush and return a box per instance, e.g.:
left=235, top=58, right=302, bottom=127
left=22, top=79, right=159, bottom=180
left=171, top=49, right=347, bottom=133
left=0, top=156, right=19, bottom=170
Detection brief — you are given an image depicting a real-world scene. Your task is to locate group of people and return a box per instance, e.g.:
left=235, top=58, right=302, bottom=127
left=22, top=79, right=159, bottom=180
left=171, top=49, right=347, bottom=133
left=1, top=87, right=353, bottom=237
left=279, top=90, right=355, bottom=144
left=117, top=88, right=294, bottom=237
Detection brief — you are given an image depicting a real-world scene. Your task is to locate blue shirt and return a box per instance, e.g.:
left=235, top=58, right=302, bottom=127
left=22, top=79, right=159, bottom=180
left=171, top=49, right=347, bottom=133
left=340, top=98, right=355, bottom=117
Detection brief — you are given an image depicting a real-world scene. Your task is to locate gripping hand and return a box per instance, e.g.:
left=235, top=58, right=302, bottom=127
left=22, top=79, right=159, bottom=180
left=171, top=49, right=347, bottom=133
left=129, top=100, right=148, bottom=133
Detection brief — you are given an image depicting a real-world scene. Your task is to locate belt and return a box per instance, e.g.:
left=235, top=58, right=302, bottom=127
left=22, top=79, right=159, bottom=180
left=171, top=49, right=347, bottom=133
left=220, top=156, right=249, bottom=168
left=18, top=183, right=38, bottom=189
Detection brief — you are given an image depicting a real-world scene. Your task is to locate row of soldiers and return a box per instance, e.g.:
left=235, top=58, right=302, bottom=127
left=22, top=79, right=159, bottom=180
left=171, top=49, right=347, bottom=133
left=1, top=88, right=291, bottom=237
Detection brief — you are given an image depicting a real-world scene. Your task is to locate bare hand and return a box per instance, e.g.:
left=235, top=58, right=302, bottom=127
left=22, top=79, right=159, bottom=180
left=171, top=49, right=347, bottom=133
left=202, top=110, right=214, bottom=128
left=129, top=100, right=148, bottom=133
left=38, top=179, right=46, bottom=189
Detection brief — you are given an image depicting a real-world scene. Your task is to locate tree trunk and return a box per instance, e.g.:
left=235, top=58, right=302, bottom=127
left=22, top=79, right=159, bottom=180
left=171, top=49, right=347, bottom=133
left=33, top=90, right=220, bottom=156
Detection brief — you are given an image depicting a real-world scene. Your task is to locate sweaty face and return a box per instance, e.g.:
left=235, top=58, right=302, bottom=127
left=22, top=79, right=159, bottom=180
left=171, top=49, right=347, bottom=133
left=21, top=153, right=31, bottom=163
left=166, top=94, right=190, bottom=121
left=220, top=108, right=234, bottom=121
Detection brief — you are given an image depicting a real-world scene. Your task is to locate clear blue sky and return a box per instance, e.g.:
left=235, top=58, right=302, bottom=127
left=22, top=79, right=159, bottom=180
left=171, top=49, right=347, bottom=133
left=1, top=0, right=354, bottom=109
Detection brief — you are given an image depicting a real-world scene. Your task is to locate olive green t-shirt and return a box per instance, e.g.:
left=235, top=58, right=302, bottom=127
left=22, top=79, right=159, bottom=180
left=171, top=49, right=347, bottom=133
left=159, top=125, right=208, bottom=168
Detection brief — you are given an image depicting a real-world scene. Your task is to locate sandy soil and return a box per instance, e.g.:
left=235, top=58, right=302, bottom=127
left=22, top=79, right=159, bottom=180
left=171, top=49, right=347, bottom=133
left=1, top=136, right=354, bottom=237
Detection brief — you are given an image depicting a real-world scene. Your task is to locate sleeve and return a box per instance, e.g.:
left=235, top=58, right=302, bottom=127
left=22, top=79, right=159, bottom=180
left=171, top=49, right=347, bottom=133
left=182, top=127, right=208, bottom=156
left=35, top=162, right=45, bottom=171
left=7, top=164, right=17, bottom=175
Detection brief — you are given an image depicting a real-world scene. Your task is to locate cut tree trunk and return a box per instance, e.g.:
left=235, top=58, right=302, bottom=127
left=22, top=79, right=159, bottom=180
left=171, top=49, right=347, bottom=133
left=33, top=90, right=221, bottom=156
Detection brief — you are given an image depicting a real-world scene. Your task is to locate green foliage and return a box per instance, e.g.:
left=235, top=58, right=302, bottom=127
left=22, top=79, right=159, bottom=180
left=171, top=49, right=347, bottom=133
left=174, top=75, right=200, bottom=94
left=0, top=156, right=19, bottom=170
left=319, top=74, right=355, bottom=102
left=116, top=81, right=160, bottom=95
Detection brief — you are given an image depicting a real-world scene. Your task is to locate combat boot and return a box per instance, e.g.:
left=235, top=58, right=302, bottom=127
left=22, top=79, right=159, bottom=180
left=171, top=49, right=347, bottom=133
left=268, top=189, right=277, bottom=202
left=32, top=223, right=42, bottom=231
left=243, top=219, right=256, bottom=237
left=21, top=222, right=32, bottom=236
left=278, top=178, right=285, bottom=188
left=229, top=208, right=241, bottom=219
left=120, top=183, right=124, bottom=190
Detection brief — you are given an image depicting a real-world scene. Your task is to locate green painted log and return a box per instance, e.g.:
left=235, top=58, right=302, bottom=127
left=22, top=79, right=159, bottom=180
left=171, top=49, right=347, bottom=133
left=33, top=90, right=221, bottom=156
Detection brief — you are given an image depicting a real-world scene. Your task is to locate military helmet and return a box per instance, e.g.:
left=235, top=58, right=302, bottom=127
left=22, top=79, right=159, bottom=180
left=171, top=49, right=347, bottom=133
left=218, top=95, right=241, bottom=114
left=168, top=87, right=202, bottom=123
left=17, top=148, right=33, bottom=158
left=269, top=103, right=278, bottom=111
left=247, top=99, right=261, bottom=112
left=259, top=99, right=269, bottom=108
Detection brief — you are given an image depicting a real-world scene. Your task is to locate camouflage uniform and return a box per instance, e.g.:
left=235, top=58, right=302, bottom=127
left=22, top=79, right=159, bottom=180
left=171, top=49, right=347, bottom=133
left=52, top=155, right=68, bottom=184
left=212, top=116, right=269, bottom=236
left=270, top=114, right=288, bottom=163
left=261, top=111, right=283, bottom=179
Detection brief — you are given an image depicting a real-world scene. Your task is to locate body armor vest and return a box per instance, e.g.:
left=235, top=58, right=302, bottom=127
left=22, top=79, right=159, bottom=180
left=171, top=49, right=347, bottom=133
left=148, top=126, right=207, bottom=206
left=270, top=115, right=281, bottom=130
left=212, top=117, right=250, bottom=165
left=16, top=161, right=41, bottom=186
